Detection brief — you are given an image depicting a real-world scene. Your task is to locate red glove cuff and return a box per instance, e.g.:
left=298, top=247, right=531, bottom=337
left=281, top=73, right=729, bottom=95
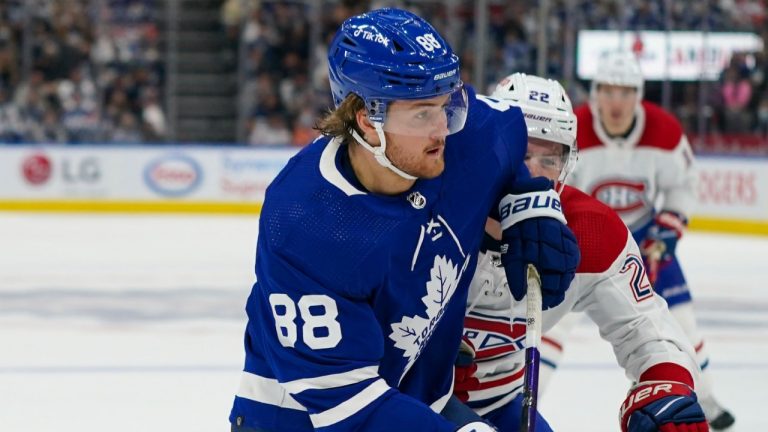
left=639, top=362, right=694, bottom=388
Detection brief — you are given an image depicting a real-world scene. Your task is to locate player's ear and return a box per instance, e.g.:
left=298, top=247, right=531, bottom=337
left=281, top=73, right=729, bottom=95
left=355, top=109, right=378, bottom=144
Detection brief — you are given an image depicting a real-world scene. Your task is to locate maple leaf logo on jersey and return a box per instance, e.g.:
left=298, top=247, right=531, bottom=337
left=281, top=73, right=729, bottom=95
left=389, top=254, right=470, bottom=380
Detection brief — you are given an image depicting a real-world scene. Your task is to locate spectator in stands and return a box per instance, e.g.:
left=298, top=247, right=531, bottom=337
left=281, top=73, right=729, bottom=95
left=291, top=105, right=319, bottom=146
left=221, top=0, right=247, bottom=43
left=110, top=111, right=142, bottom=143
left=628, top=1, right=664, bottom=30
left=58, top=66, right=97, bottom=114
left=0, top=86, right=25, bottom=142
left=62, top=91, right=100, bottom=143
left=30, top=107, right=67, bottom=143
left=140, top=86, right=166, bottom=141
left=248, top=112, right=291, bottom=146
left=757, top=94, right=768, bottom=137
left=676, top=83, right=701, bottom=134
left=0, top=20, right=19, bottom=90
left=721, top=65, right=754, bottom=132
left=14, top=69, right=49, bottom=124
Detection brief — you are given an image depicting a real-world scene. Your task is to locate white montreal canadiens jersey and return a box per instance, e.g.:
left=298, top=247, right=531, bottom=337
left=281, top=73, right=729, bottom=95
left=569, top=101, right=697, bottom=234
left=461, top=186, right=700, bottom=415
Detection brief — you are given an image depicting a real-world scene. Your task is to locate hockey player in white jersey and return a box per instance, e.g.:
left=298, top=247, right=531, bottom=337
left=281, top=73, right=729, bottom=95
left=452, top=73, right=710, bottom=432
left=552, top=51, right=732, bottom=430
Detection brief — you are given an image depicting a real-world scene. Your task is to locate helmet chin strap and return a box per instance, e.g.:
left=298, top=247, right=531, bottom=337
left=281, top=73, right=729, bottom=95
left=350, top=122, right=417, bottom=180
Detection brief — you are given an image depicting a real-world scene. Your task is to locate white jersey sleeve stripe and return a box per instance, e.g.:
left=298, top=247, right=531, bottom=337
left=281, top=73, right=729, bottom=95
left=309, top=378, right=391, bottom=428
left=282, top=365, right=380, bottom=394
left=236, top=371, right=306, bottom=411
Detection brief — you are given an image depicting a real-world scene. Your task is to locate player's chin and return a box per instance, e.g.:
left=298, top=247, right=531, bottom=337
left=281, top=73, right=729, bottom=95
left=418, top=157, right=445, bottom=179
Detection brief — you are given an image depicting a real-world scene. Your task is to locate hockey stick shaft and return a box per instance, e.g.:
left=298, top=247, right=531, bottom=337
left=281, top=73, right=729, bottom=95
left=644, top=241, right=665, bottom=285
left=521, top=264, right=542, bottom=432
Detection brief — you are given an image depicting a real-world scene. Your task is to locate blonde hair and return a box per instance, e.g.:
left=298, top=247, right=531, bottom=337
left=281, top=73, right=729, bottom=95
left=314, top=94, right=366, bottom=143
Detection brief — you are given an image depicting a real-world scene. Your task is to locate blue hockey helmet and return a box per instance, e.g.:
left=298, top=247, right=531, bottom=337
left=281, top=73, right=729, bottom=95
left=327, top=8, right=467, bottom=137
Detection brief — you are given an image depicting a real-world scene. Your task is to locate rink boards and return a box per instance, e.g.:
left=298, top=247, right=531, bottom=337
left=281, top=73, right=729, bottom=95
left=0, top=145, right=767, bottom=235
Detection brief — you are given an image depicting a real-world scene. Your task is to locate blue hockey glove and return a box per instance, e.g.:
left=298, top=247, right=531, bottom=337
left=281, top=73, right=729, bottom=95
left=498, top=177, right=579, bottom=310
left=643, top=211, right=687, bottom=262
left=620, top=363, right=708, bottom=432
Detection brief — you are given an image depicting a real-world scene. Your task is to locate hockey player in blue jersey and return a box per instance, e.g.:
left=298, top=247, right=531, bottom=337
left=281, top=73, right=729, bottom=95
left=228, top=8, right=579, bottom=432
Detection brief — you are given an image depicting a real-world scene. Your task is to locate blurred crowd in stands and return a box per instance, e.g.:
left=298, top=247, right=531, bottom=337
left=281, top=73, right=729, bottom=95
left=1, top=0, right=767, bottom=151
left=227, top=0, right=768, bottom=152
left=0, top=0, right=164, bottom=144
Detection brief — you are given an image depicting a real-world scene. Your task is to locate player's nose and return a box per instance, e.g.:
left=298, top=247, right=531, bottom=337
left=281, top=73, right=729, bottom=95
left=428, top=111, right=450, bottom=140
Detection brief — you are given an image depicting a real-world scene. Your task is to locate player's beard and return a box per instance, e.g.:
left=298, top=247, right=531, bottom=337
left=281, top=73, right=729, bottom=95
left=387, top=138, right=446, bottom=179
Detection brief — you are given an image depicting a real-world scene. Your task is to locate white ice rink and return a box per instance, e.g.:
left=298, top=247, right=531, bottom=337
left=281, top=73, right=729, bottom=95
left=1, top=212, right=766, bottom=431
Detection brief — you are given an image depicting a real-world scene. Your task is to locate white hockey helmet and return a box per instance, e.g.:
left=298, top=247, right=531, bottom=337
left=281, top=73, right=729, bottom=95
left=491, top=72, right=577, bottom=191
left=589, top=50, right=644, bottom=100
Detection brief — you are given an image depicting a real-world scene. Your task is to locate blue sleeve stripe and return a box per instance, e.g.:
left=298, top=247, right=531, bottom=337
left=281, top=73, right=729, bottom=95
left=236, top=371, right=306, bottom=411
left=309, top=378, right=391, bottom=428
left=283, top=365, right=380, bottom=394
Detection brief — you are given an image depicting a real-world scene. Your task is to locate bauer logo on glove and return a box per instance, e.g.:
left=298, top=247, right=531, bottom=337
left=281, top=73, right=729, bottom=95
left=499, top=189, right=565, bottom=228
left=497, top=176, right=579, bottom=310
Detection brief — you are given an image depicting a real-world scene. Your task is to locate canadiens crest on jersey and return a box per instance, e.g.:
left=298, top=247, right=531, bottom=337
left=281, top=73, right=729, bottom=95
left=463, top=314, right=527, bottom=360
left=591, top=180, right=649, bottom=212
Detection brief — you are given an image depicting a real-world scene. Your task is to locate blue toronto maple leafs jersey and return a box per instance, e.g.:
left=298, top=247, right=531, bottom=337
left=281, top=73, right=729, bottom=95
left=229, top=87, right=530, bottom=431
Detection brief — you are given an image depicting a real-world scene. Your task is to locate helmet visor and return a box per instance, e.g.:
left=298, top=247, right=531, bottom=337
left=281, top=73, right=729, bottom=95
left=525, top=137, right=577, bottom=191
left=381, top=86, right=468, bottom=138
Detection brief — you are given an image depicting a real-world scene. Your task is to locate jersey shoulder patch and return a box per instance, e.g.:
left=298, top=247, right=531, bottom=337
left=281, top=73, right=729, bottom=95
left=561, top=185, right=628, bottom=274
left=574, top=104, right=604, bottom=151
left=636, top=101, right=684, bottom=151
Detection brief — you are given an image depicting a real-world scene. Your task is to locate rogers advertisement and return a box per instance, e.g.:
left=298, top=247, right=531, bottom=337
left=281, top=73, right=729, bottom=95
left=694, top=157, right=768, bottom=221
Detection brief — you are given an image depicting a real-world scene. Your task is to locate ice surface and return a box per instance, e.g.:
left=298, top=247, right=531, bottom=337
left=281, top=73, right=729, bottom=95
left=0, top=213, right=764, bottom=431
